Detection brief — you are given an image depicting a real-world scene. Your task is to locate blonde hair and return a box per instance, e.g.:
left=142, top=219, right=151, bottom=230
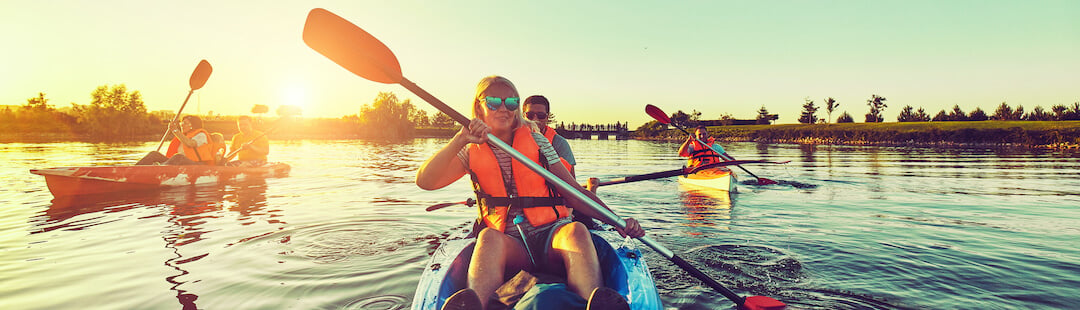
left=472, top=75, right=538, bottom=133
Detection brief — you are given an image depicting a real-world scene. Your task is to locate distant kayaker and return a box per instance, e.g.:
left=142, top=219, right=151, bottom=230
left=678, top=125, right=726, bottom=167
left=415, top=75, right=643, bottom=310
left=227, top=116, right=269, bottom=167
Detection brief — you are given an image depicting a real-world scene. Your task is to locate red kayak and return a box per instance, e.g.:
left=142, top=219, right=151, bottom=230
left=30, top=163, right=291, bottom=197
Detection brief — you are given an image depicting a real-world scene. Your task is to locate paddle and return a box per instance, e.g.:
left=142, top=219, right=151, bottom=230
left=646, top=104, right=780, bottom=185
left=136, top=60, right=213, bottom=165
left=301, top=8, right=785, bottom=310
left=426, top=198, right=476, bottom=212
left=594, top=160, right=790, bottom=187
left=223, top=109, right=302, bottom=162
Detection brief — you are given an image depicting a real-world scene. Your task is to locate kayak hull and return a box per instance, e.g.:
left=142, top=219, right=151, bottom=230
left=678, top=167, right=737, bottom=192
left=30, top=163, right=291, bottom=197
left=412, top=225, right=663, bottom=310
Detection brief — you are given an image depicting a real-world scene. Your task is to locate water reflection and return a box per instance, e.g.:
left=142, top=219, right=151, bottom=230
left=31, top=180, right=278, bottom=310
left=678, top=183, right=733, bottom=234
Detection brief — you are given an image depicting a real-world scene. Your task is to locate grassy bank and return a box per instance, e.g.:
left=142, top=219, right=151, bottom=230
left=644, top=121, right=1080, bottom=148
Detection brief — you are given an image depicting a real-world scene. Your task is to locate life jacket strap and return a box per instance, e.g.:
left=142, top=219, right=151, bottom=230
left=478, top=196, right=566, bottom=208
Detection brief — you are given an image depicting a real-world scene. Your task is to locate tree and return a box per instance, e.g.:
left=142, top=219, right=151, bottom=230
left=915, top=108, right=931, bottom=122
left=357, top=92, right=417, bottom=139
left=756, top=105, right=778, bottom=124
left=410, top=109, right=431, bottom=127
left=824, top=97, right=838, bottom=124
left=968, top=107, right=988, bottom=121
left=718, top=113, right=734, bottom=126
left=1052, top=104, right=1068, bottom=121
left=947, top=105, right=967, bottom=121
left=798, top=97, right=818, bottom=124
left=864, top=94, right=887, bottom=123
left=251, top=104, right=269, bottom=117
left=897, top=105, right=917, bottom=122
left=634, top=120, right=667, bottom=138
left=669, top=110, right=701, bottom=127
left=431, top=112, right=456, bottom=128
left=72, top=84, right=155, bottom=139
left=931, top=110, right=948, bottom=122
left=1026, top=106, right=1052, bottom=121
left=23, top=92, right=53, bottom=113
left=836, top=111, right=854, bottom=123
left=992, top=102, right=1013, bottom=120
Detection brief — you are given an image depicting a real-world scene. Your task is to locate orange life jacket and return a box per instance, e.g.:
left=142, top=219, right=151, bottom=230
left=467, top=126, right=570, bottom=232
left=687, top=138, right=721, bottom=167
left=165, top=128, right=218, bottom=165
left=539, top=125, right=573, bottom=172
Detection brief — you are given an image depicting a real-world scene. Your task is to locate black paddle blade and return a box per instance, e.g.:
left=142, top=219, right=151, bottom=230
left=303, top=8, right=403, bottom=84
left=189, top=60, right=212, bottom=90
left=645, top=104, right=672, bottom=124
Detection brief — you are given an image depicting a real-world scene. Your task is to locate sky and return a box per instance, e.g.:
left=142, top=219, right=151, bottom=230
left=2, top=1, right=1077, bottom=126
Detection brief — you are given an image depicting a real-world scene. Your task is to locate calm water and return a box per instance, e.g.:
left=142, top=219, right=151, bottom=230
left=2, top=139, right=1078, bottom=310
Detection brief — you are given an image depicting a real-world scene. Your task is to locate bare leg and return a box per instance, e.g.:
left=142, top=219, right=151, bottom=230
left=549, top=222, right=601, bottom=300
left=468, top=228, right=531, bottom=309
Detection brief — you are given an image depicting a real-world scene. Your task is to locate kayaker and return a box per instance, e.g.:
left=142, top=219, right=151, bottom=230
left=147, top=115, right=217, bottom=165
left=524, top=95, right=601, bottom=230
left=228, top=116, right=269, bottom=167
left=416, top=75, right=643, bottom=310
left=523, top=95, right=575, bottom=175
left=678, top=125, right=726, bottom=167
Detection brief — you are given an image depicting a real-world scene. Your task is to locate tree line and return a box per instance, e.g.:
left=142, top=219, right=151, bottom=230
left=797, top=95, right=1080, bottom=123
left=2, top=85, right=161, bottom=140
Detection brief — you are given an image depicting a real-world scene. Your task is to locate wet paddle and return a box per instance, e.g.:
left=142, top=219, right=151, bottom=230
left=301, top=8, right=785, bottom=310
left=646, top=104, right=780, bottom=185
left=137, top=60, right=213, bottom=165
left=594, top=160, right=789, bottom=187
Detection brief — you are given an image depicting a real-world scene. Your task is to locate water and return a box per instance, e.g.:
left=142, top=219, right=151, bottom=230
left=2, top=139, right=1078, bottom=309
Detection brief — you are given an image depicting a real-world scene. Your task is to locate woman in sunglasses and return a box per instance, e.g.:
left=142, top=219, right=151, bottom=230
left=416, top=76, right=643, bottom=310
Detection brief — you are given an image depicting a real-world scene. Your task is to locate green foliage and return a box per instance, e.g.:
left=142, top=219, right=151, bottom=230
left=824, top=97, right=838, bottom=124
left=72, top=84, right=157, bottom=139
left=357, top=92, right=418, bottom=140
left=897, top=105, right=931, bottom=122
left=251, top=104, right=269, bottom=114
left=864, top=94, right=887, bottom=123
left=669, top=110, right=700, bottom=127
left=634, top=120, right=667, bottom=138
left=798, top=97, right=818, bottom=124
left=430, top=112, right=456, bottom=128
left=837, top=112, right=854, bottom=123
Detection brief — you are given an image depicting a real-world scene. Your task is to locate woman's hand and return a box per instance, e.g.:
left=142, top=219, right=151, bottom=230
left=618, top=218, right=645, bottom=238
left=456, top=118, right=490, bottom=145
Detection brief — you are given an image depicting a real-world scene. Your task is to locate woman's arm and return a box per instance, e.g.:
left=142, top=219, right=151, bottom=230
left=415, top=118, right=488, bottom=190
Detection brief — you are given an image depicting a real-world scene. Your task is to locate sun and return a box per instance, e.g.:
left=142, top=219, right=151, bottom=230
left=282, top=85, right=309, bottom=115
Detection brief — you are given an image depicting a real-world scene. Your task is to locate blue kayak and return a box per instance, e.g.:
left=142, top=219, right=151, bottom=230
left=412, top=224, right=663, bottom=310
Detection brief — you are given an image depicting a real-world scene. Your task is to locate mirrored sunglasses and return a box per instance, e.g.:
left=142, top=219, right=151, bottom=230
left=483, top=96, right=520, bottom=111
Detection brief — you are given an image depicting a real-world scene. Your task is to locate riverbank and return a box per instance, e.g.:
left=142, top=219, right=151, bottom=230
left=642, top=121, right=1080, bottom=149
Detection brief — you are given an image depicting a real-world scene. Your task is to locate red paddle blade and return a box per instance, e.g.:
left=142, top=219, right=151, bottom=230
left=645, top=104, right=672, bottom=124
left=740, top=295, right=787, bottom=310
left=189, top=59, right=212, bottom=90
left=303, top=8, right=403, bottom=84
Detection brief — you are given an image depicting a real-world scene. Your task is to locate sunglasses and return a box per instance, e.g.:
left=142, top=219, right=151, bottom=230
left=482, top=96, right=520, bottom=111
left=526, top=111, right=549, bottom=119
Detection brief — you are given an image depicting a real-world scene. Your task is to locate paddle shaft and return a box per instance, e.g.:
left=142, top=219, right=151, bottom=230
left=225, top=126, right=278, bottom=161
left=399, top=77, right=756, bottom=306
left=155, top=89, right=196, bottom=152
left=596, top=160, right=790, bottom=187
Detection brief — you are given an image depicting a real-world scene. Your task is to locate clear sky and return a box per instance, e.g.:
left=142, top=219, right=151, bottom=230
left=3, top=1, right=1077, bottom=126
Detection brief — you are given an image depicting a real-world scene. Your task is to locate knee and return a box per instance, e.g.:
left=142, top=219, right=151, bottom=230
left=476, top=228, right=506, bottom=248
left=562, top=222, right=592, bottom=241
left=553, top=222, right=595, bottom=249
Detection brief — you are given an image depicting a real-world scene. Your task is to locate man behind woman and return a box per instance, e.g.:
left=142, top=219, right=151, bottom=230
left=416, top=76, right=643, bottom=310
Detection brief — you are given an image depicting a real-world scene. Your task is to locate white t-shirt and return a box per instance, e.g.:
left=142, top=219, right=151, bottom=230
left=177, top=132, right=209, bottom=155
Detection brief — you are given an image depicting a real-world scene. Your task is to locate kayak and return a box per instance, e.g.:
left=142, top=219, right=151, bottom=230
left=412, top=224, right=663, bottom=310
left=678, top=166, right=737, bottom=192
left=30, top=163, right=291, bottom=197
